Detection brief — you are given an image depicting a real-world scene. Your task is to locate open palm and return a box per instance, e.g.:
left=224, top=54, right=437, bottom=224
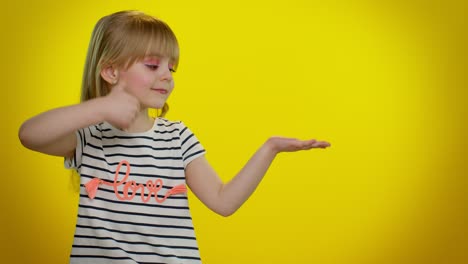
left=268, top=137, right=331, bottom=153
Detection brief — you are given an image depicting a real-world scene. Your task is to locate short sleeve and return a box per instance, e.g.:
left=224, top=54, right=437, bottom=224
left=179, top=122, right=206, bottom=168
left=64, top=128, right=90, bottom=170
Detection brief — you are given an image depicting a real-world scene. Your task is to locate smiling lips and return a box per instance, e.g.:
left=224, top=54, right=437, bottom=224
left=152, top=88, right=168, bottom=94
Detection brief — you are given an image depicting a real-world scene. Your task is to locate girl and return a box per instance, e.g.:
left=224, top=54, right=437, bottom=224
left=19, top=10, right=330, bottom=264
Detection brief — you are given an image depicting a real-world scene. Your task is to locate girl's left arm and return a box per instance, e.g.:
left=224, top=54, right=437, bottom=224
left=185, top=137, right=330, bottom=217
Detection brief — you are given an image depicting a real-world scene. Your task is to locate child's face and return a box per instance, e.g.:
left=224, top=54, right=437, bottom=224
left=117, top=55, right=175, bottom=110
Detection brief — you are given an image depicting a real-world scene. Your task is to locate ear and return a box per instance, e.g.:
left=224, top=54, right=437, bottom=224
left=100, top=65, right=119, bottom=85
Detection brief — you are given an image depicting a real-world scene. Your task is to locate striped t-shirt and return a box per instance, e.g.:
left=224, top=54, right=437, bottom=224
left=65, top=118, right=206, bottom=264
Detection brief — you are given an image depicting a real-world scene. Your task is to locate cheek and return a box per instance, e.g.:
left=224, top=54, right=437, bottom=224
left=124, top=73, right=153, bottom=91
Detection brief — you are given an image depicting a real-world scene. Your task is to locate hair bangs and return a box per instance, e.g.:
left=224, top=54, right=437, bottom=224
left=116, top=15, right=179, bottom=69
left=145, top=27, right=180, bottom=68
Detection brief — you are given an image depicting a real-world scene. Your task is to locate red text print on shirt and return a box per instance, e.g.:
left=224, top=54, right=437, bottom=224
left=84, top=160, right=187, bottom=203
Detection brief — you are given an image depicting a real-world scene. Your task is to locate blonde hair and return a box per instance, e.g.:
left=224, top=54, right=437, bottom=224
left=81, top=10, right=179, bottom=117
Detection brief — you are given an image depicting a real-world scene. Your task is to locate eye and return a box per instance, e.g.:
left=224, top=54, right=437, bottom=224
left=168, top=63, right=176, bottom=73
left=145, top=64, right=159, bottom=70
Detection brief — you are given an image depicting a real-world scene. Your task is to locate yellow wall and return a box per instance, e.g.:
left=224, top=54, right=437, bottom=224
left=2, top=1, right=467, bottom=263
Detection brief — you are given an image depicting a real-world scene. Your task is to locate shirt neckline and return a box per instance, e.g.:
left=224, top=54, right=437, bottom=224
left=103, top=118, right=161, bottom=136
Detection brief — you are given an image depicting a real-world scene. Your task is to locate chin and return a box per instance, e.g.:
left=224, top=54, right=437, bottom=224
left=149, top=101, right=167, bottom=110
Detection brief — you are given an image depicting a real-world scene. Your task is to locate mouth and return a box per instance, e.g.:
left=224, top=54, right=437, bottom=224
left=151, top=88, right=168, bottom=94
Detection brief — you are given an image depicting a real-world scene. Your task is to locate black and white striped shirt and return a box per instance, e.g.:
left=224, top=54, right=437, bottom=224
left=65, top=118, right=205, bottom=263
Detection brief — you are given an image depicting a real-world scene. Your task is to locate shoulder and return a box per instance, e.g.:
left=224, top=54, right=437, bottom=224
left=76, top=123, right=104, bottom=140
left=156, top=118, right=187, bottom=133
left=156, top=117, right=181, bottom=127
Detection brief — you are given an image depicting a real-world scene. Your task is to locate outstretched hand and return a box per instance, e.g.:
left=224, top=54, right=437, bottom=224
left=267, top=136, right=331, bottom=153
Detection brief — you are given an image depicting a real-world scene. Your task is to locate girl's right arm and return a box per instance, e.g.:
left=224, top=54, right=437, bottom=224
left=19, top=85, right=140, bottom=158
left=19, top=98, right=109, bottom=158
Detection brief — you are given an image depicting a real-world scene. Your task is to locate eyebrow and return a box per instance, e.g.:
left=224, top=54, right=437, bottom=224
left=144, top=54, right=177, bottom=64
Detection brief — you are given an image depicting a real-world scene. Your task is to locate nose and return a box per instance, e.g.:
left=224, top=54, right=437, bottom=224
left=159, top=66, right=173, bottom=82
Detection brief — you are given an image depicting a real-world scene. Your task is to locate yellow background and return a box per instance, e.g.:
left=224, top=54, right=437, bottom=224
left=1, top=0, right=467, bottom=263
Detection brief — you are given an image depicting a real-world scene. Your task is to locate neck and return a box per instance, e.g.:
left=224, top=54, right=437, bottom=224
left=122, top=109, right=155, bottom=133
